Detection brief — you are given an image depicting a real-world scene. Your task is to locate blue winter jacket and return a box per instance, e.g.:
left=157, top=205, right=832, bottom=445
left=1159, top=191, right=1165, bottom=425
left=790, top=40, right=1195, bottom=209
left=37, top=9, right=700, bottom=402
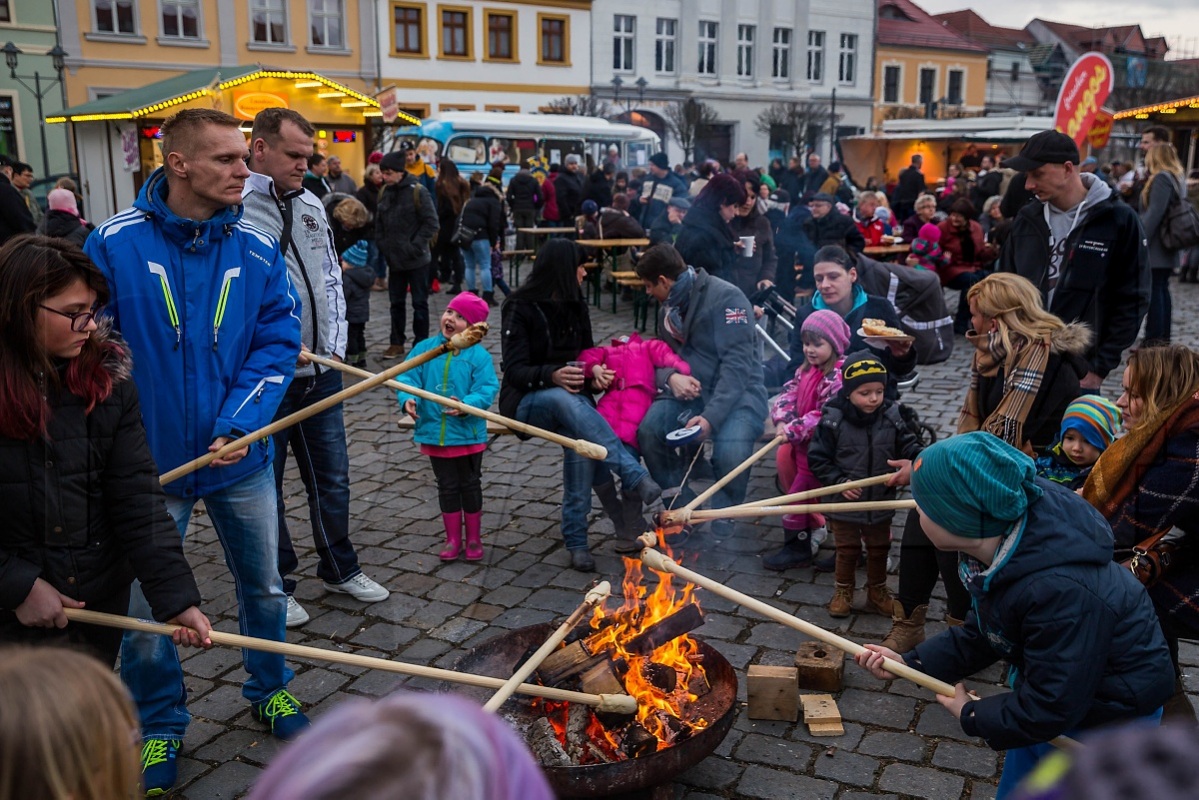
left=906, top=479, right=1174, bottom=751
left=84, top=168, right=302, bottom=498
left=395, top=334, right=499, bottom=447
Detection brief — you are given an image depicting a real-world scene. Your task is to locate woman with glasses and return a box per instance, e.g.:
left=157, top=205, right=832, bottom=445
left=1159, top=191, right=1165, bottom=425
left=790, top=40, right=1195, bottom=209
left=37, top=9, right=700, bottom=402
left=0, top=234, right=212, bottom=665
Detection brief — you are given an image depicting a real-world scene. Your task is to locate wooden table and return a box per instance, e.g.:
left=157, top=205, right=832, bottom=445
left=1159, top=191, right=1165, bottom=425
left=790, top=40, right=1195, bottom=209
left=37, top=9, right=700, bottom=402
left=863, top=244, right=912, bottom=262
left=575, top=238, right=651, bottom=310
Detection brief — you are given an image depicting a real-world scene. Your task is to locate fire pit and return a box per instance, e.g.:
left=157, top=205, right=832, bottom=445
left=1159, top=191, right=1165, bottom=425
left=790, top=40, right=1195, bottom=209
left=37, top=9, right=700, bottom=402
left=449, top=555, right=738, bottom=798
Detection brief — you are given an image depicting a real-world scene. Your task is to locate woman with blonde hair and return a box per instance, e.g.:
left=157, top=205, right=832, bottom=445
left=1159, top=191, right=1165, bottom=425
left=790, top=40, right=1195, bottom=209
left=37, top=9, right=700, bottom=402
left=1084, top=344, right=1199, bottom=675
left=0, top=647, right=142, bottom=800
left=1140, top=143, right=1186, bottom=342
left=959, top=272, right=1091, bottom=454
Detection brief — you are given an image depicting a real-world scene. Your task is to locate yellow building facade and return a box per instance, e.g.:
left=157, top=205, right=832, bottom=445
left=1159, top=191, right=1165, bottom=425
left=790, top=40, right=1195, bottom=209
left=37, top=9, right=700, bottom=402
left=872, top=45, right=988, bottom=129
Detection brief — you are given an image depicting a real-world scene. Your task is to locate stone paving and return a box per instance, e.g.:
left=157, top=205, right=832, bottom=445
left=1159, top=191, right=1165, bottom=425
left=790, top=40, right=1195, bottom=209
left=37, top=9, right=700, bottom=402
left=164, top=277, right=1199, bottom=799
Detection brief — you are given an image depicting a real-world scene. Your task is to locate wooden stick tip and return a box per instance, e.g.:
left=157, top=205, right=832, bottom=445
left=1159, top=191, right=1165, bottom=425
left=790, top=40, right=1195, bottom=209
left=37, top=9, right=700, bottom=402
left=636, top=531, right=658, bottom=547
left=640, top=547, right=674, bottom=572
left=596, top=693, right=637, bottom=714
left=449, top=322, right=489, bottom=351
left=586, top=581, right=611, bottom=604
left=575, top=440, right=608, bottom=460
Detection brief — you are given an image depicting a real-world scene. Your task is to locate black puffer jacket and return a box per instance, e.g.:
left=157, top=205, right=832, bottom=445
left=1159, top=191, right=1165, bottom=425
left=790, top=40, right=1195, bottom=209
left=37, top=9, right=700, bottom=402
left=499, top=295, right=594, bottom=426
left=674, top=203, right=736, bottom=277
left=459, top=183, right=505, bottom=246
left=506, top=171, right=542, bottom=212
left=803, top=212, right=866, bottom=254
left=0, top=338, right=200, bottom=622
left=807, top=397, right=923, bottom=524
left=37, top=209, right=93, bottom=248
left=376, top=172, right=439, bottom=270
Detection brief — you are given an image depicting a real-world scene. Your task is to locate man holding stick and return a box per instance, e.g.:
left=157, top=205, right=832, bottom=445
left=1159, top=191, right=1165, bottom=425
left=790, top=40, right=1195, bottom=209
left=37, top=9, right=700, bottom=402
left=85, top=108, right=308, bottom=795
left=243, top=108, right=389, bottom=628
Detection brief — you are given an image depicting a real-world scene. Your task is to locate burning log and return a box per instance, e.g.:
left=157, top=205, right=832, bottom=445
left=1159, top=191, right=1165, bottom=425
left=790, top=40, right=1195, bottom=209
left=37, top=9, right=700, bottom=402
left=623, top=603, right=705, bottom=655
left=579, top=658, right=627, bottom=698
left=642, top=662, right=677, bottom=693
left=537, top=641, right=606, bottom=686
left=622, top=722, right=659, bottom=758
left=528, top=717, right=571, bottom=767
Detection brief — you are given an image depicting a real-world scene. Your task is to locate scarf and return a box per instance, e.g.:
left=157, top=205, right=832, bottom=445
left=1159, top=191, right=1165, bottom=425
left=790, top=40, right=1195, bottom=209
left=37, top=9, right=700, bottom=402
left=1083, top=391, right=1199, bottom=521
left=958, top=329, right=1051, bottom=454
left=663, top=266, right=696, bottom=343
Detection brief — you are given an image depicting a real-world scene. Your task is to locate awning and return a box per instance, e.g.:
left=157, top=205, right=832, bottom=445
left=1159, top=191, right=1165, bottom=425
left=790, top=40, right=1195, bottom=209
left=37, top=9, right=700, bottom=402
left=46, top=66, right=418, bottom=125
left=1114, top=95, right=1199, bottom=121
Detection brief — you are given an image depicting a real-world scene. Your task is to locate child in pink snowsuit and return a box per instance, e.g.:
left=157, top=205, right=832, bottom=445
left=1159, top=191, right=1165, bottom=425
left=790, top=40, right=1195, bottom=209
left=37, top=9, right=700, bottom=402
left=578, top=332, right=691, bottom=450
left=763, top=309, right=851, bottom=571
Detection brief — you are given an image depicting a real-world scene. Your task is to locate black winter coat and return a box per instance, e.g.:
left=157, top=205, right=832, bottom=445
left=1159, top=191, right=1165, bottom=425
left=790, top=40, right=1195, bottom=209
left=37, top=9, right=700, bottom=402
left=0, top=349, right=200, bottom=624
left=37, top=209, right=92, bottom=248
left=584, top=170, right=613, bottom=209
left=998, top=189, right=1147, bottom=378
left=807, top=397, right=923, bottom=524
left=727, top=207, right=777, bottom=298
left=499, top=294, right=595, bottom=424
left=506, top=172, right=542, bottom=212
left=674, top=203, right=736, bottom=277
left=376, top=173, right=439, bottom=270
left=0, top=173, right=35, bottom=244
left=342, top=265, right=373, bottom=324
left=459, top=184, right=505, bottom=246
left=892, top=166, right=927, bottom=207
left=803, top=212, right=866, bottom=254
left=909, top=479, right=1175, bottom=751
left=555, top=170, right=585, bottom=222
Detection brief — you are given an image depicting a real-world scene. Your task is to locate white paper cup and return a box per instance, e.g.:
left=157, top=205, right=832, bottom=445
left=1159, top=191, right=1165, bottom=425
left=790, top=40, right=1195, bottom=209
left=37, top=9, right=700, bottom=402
left=740, top=235, right=755, bottom=258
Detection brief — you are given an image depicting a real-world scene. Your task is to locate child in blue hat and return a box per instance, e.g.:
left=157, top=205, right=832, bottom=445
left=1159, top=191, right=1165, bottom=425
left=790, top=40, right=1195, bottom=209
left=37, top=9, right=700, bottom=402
left=340, top=240, right=373, bottom=367
left=1034, top=396, right=1121, bottom=489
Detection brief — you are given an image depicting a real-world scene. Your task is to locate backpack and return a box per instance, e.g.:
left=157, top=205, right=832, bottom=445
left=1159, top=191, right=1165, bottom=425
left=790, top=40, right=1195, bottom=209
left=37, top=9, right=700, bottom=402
left=854, top=254, right=955, bottom=365
left=1160, top=173, right=1199, bottom=251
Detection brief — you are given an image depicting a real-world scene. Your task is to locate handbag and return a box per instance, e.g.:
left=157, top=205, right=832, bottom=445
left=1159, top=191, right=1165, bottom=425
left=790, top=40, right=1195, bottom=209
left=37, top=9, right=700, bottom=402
left=1159, top=174, right=1199, bottom=251
left=490, top=247, right=504, bottom=282
left=451, top=199, right=479, bottom=247
left=1119, top=529, right=1180, bottom=587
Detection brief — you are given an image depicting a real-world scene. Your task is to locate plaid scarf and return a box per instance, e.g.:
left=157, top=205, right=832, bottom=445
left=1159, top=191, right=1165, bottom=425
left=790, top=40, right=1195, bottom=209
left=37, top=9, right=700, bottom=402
left=958, top=329, right=1051, bottom=454
left=1083, top=390, right=1199, bottom=522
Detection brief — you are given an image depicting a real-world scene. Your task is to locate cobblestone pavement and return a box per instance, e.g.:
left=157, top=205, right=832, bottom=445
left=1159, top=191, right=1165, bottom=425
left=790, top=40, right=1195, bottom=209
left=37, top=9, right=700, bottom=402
left=165, top=278, right=1199, bottom=799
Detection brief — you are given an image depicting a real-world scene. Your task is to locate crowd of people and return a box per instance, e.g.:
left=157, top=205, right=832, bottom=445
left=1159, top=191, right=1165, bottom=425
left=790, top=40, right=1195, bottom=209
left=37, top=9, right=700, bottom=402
left=2, top=105, right=1199, bottom=800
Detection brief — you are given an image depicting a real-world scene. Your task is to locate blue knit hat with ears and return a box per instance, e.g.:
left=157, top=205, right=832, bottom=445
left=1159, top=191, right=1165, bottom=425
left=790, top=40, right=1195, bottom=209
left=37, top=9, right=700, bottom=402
left=911, top=432, right=1043, bottom=538
left=341, top=240, right=370, bottom=268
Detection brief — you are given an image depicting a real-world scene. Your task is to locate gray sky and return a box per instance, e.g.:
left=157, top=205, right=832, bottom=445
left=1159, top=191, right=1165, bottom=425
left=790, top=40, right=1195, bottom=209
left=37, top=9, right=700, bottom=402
left=914, top=1, right=1199, bottom=59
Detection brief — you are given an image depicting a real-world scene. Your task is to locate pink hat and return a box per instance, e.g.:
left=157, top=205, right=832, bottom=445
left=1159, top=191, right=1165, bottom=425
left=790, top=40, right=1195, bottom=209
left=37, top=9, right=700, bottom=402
left=800, top=309, right=851, bottom=356
left=368, top=151, right=384, bottom=164
left=47, top=188, right=79, bottom=216
left=918, top=222, right=941, bottom=242
left=447, top=291, right=490, bottom=326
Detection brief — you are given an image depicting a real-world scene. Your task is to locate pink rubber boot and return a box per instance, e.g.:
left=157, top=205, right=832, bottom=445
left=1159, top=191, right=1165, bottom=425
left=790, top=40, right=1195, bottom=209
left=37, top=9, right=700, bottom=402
left=464, top=511, right=484, bottom=561
left=440, top=512, right=463, bottom=561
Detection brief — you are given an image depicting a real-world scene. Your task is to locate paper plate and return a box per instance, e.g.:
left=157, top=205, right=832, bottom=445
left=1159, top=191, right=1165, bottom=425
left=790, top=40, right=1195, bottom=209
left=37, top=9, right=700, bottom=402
left=665, top=426, right=704, bottom=445
left=856, top=327, right=915, bottom=344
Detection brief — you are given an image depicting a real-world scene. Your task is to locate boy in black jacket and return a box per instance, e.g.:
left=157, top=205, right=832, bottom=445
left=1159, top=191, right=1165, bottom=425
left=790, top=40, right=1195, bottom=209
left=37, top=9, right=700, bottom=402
left=808, top=353, right=922, bottom=617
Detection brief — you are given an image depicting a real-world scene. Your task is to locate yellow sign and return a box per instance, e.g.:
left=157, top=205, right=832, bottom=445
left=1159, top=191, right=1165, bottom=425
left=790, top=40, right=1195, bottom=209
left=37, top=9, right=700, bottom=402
left=233, top=91, right=289, bottom=121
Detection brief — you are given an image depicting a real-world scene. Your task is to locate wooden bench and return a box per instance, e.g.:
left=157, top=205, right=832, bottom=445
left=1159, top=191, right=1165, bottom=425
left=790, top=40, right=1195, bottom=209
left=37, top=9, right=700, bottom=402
left=501, top=249, right=535, bottom=286
left=612, top=271, right=656, bottom=333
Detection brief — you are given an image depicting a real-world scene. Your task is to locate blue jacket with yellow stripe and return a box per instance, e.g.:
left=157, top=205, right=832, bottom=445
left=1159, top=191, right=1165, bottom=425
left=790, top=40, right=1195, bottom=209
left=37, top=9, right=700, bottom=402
left=84, top=168, right=302, bottom=498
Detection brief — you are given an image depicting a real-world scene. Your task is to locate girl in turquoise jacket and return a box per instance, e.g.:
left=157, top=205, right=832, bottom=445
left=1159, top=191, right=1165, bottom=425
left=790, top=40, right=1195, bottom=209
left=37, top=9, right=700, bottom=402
left=396, top=293, right=498, bottom=561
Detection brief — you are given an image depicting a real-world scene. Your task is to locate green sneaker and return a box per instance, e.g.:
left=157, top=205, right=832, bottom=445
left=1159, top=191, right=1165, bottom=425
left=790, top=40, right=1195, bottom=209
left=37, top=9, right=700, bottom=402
left=140, top=737, right=181, bottom=797
left=251, top=689, right=311, bottom=741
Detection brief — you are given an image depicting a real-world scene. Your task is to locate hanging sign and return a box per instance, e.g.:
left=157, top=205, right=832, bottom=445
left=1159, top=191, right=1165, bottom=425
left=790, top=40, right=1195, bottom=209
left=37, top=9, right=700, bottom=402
left=1053, top=54, right=1115, bottom=148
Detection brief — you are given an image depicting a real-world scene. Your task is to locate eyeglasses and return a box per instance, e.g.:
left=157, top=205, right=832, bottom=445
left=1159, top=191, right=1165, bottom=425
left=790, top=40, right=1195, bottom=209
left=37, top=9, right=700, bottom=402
left=40, top=304, right=102, bottom=332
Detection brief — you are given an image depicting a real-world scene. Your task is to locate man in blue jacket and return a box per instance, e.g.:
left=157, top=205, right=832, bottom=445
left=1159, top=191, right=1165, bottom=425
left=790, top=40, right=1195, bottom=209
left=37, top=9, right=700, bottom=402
left=640, top=152, right=688, bottom=231
left=85, top=108, right=307, bottom=796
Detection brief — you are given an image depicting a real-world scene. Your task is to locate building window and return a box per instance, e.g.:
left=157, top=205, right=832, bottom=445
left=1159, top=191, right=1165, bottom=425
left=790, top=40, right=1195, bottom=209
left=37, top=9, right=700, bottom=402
left=251, top=0, right=287, bottom=44
left=392, top=3, right=425, bottom=55
left=698, top=20, right=717, bottom=76
left=655, top=18, right=676, bottom=74
left=95, top=0, right=137, bottom=34
left=485, top=10, right=515, bottom=61
left=0, top=1, right=9, bottom=23
left=838, top=33, right=857, bottom=83
left=918, top=67, right=936, bottom=106
left=772, top=28, right=791, bottom=79
left=613, top=14, right=635, bottom=72
left=883, top=65, right=900, bottom=103
left=947, top=69, right=963, bottom=104
left=439, top=6, right=471, bottom=58
left=309, top=0, right=343, bottom=48
left=1010, top=62, right=1020, bottom=82
left=807, top=30, right=824, bottom=82
left=161, top=0, right=200, bottom=38
left=538, top=14, right=568, bottom=65
left=737, top=24, right=754, bottom=78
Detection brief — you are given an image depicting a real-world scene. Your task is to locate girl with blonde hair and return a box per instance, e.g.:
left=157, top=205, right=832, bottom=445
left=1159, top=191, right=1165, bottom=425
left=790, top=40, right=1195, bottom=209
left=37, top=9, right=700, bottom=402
left=1141, top=143, right=1186, bottom=342
left=0, top=647, right=141, bottom=800
left=960, top=272, right=1092, bottom=453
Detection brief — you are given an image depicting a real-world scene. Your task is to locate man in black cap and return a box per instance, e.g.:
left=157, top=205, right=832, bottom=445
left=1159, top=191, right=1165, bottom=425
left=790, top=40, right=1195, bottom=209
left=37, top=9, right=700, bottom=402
left=640, top=151, right=687, bottom=230
left=803, top=193, right=865, bottom=255
left=0, top=154, right=35, bottom=244
left=376, top=149, right=439, bottom=359
left=648, top=195, right=689, bottom=246
left=998, top=130, right=1148, bottom=391
left=892, top=154, right=926, bottom=222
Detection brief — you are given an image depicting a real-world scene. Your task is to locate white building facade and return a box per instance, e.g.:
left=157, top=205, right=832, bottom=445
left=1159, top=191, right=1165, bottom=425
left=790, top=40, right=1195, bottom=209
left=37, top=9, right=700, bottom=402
left=805, top=0, right=875, bottom=158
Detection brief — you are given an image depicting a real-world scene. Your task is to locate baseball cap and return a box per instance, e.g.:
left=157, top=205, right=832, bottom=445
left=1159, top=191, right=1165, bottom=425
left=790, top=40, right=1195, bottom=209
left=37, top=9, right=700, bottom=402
left=1004, top=131, right=1080, bottom=172
left=769, top=189, right=791, bottom=204
left=810, top=192, right=837, bottom=204
left=668, top=196, right=692, bottom=210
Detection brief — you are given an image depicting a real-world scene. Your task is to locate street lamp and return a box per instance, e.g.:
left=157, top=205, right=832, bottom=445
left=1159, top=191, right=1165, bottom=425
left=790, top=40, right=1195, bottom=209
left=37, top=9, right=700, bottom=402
left=635, top=77, right=648, bottom=106
left=4, top=41, right=69, bottom=177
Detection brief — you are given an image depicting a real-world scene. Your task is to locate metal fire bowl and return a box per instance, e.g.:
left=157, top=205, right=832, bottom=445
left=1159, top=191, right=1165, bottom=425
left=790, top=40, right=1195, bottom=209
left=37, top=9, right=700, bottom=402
left=448, top=622, right=738, bottom=798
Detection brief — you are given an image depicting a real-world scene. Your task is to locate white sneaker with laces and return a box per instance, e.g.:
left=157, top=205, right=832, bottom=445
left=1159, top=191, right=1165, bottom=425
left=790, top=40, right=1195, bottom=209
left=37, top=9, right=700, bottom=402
left=285, top=595, right=309, bottom=628
left=323, top=573, right=390, bottom=603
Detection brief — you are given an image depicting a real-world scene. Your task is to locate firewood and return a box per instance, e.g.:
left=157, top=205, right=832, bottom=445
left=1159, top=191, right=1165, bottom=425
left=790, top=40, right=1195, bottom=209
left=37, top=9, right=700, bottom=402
left=642, top=661, right=677, bottom=693
left=537, top=640, right=606, bottom=686
left=622, top=722, right=658, bottom=758
left=746, top=665, right=800, bottom=722
left=801, top=693, right=844, bottom=736
left=564, top=702, right=593, bottom=763
left=622, top=603, right=705, bottom=655
left=579, top=659, right=626, bottom=698
left=528, top=717, right=571, bottom=767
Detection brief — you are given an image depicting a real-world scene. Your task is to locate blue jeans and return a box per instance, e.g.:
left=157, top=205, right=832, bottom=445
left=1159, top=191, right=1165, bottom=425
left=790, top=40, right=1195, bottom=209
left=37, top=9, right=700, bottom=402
left=1145, top=267, right=1172, bottom=343
left=272, top=368, right=361, bottom=595
left=461, top=239, right=493, bottom=293
left=516, top=388, right=649, bottom=550
left=120, top=466, right=294, bottom=738
left=947, top=270, right=987, bottom=332
left=638, top=398, right=765, bottom=511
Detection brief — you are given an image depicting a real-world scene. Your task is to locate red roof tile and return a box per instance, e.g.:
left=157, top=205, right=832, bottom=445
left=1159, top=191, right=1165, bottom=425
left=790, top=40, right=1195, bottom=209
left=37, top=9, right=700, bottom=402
left=932, top=9, right=1037, bottom=51
left=877, top=0, right=987, bottom=53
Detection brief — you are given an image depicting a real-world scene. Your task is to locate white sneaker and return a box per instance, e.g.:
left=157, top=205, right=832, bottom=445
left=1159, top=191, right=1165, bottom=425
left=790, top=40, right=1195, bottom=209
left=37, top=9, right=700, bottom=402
left=323, top=573, right=390, bottom=603
left=285, top=595, right=309, bottom=628
left=810, top=527, right=828, bottom=556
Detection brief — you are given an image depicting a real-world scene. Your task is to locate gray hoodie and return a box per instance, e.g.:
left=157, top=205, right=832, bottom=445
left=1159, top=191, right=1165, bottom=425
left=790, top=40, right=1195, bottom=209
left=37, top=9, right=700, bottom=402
left=1043, top=173, right=1111, bottom=304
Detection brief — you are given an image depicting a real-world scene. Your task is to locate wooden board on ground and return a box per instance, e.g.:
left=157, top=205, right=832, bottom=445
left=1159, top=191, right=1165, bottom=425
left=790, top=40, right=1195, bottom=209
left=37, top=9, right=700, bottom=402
left=801, top=693, right=844, bottom=735
left=746, top=665, right=799, bottom=722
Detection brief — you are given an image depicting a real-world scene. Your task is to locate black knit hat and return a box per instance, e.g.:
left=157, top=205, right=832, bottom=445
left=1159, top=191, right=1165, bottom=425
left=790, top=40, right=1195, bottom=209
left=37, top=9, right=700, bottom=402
left=379, top=151, right=406, bottom=172
left=839, top=352, right=888, bottom=396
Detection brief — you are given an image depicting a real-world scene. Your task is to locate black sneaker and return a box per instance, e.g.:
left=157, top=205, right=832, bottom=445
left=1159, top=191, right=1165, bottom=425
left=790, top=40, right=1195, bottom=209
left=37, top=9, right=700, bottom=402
left=763, top=538, right=813, bottom=571
left=569, top=548, right=597, bottom=572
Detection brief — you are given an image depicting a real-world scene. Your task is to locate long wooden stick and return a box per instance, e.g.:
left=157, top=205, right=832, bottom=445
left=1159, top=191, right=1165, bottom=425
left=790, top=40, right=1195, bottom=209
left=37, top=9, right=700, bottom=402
left=685, top=499, right=916, bottom=522
left=671, top=434, right=785, bottom=518
left=731, top=473, right=897, bottom=511
left=483, top=581, right=611, bottom=713
left=635, top=536, right=1077, bottom=750
left=159, top=323, right=490, bottom=485
left=306, top=354, right=607, bottom=461
left=63, top=607, right=636, bottom=714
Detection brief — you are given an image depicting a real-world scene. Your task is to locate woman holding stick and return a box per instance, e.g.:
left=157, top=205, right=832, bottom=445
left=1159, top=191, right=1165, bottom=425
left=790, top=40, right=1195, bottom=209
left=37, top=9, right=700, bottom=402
left=0, top=235, right=211, bottom=665
left=499, top=239, right=661, bottom=572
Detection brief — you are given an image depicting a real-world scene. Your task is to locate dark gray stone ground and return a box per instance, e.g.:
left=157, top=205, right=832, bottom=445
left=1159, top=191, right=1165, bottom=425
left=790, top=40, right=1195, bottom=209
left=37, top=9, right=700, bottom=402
left=164, top=278, right=1199, bottom=798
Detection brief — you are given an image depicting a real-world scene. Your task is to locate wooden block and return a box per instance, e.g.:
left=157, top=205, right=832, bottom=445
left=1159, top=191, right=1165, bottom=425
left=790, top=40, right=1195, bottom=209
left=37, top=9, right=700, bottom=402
left=800, top=694, right=841, bottom=724
left=795, top=641, right=845, bottom=692
left=808, top=721, right=846, bottom=736
left=746, top=665, right=799, bottom=722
